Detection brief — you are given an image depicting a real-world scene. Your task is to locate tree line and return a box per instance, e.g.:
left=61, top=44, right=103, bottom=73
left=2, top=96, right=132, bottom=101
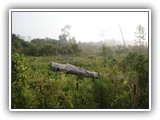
left=12, top=33, right=81, bottom=56
left=12, top=24, right=147, bottom=56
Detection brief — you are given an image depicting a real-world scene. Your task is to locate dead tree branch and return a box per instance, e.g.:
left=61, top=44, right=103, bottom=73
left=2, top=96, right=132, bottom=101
left=50, top=62, right=99, bottom=79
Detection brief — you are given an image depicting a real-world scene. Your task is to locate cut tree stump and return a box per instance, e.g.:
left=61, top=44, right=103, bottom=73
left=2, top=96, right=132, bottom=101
left=50, top=62, right=99, bottom=79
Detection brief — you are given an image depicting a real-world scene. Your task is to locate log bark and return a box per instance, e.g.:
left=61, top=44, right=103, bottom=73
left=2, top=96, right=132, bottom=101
left=50, top=62, right=99, bottom=79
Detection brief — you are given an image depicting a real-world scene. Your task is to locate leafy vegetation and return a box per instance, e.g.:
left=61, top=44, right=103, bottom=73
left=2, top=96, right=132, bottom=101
left=11, top=25, right=149, bottom=109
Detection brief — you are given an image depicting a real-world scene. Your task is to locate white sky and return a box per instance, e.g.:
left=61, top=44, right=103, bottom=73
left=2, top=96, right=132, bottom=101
left=12, top=11, right=148, bottom=43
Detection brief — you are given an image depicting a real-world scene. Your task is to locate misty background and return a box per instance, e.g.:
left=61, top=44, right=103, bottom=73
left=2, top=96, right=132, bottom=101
left=12, top=11, right=148, bottom=45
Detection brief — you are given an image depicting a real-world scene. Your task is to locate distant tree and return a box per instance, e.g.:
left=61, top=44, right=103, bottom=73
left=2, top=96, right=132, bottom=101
left=115, top=45, right=125, bottom=54
left=59, top=34, right=67, bottom=41
left=12, top=34, right=30, bottom=54
left=28, top=44, right=40, bottom=56
left=31, top=38, right=45, bottom=44
left=58, top=34, right=68, bottom=47
left=134, top=25, right=146, bottom=46
left=61, top=25, right=71, bottom=40
left=71, top=44, right=81, bottom=54
left=69, top=36, right=76, bottom=44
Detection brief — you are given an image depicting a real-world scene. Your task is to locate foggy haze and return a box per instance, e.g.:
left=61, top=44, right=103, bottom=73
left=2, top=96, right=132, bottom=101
left=12, top=10, right=149, bottom=45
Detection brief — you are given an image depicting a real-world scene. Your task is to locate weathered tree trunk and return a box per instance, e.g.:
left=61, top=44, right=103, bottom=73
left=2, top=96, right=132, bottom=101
left=50, top=62, right=99, bottom=79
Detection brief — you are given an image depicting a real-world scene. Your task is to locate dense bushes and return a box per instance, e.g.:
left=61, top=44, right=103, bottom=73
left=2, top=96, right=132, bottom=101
left=11, top=51, right=149, bottom=109
left=11, top=34, right=149, bottom=109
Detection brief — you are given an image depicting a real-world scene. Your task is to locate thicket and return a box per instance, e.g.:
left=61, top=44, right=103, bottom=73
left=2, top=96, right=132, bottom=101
left=11, top=34, right=149, bottom=109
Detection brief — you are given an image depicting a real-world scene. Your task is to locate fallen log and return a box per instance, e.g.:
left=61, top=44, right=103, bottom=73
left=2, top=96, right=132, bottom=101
left=50, top=62, right=99, bottom=79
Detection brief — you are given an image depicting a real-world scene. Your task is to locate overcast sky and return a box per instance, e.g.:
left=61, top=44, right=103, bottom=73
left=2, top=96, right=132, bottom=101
left=12, top=11, right=148, bottom=43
